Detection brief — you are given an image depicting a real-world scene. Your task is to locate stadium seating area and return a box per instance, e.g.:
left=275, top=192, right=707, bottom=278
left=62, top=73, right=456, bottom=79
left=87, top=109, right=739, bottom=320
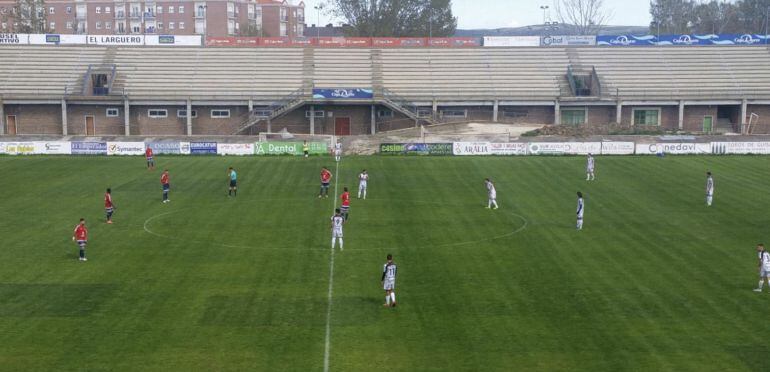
left=2, top=45, right=770, bottom=103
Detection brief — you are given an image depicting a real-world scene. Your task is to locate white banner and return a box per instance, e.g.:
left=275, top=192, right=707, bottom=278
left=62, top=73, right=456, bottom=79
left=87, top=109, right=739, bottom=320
left=144, top=35, right=201, bottom=46
left=528, top=142, right=602, bottom=155
left=483, top=36, right=540, bottom=47
left=600, top=142, right=635, bottom=155
left=453, top=142, right=492, bottom=156
left=29, top=34, right=87, bottom=45
left=217, top=143, right=255, bottom=156
left=179, top=142, right=191, bottom=155
left=3, top=142, right=36, bottom=155
left=490, top=143, right=528, bottom=155
left=635, top=143, right=711, bottom=155
left=0, top=33, right=28, bottom=44
left=34, top=141, right=71, bottom=154
left=87, top=35, right=144, bottom=45
left=711, top=142, right=770, bottom=155
left=541, top=35, right=597, bottom=46
left=107, top=142, right=145, bottom=156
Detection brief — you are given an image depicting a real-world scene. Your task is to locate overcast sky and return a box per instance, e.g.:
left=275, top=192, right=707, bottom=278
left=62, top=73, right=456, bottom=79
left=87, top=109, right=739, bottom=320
left=301, top=0, right=652, bottom=29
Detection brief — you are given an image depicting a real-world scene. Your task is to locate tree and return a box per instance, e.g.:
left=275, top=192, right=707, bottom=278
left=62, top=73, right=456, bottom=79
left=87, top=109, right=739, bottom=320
left=239, top=20, right=263, bottom=37
left=736, top=0, right=770, bottom=34
left=12, top=0, right=49, bottom=33
left=554, top=0, right=613, bottom=35
left=327, top=0, right=457, bottom=37
left=649, top=0, right=696, bottom=34
left=692, top=1, right=739, bottom=34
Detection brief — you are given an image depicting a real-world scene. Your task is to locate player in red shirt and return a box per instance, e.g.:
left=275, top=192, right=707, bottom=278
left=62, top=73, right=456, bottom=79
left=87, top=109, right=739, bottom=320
left=72, top=218, right=89, bottom=261
left=145, top=146, right=155, bottom=170
left=318, top=167, right=332, bottom=198
left=104, top=188, right=115, bottom=224
left=340, top=187, right=351, bottom=220
left=161, top=169, right=170, bottom=203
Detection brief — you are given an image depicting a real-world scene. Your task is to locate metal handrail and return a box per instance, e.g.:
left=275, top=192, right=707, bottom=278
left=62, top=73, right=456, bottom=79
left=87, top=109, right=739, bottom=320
left=592, top=66, right=602, bottom=97
left=566, top=65, right=578, bottom=96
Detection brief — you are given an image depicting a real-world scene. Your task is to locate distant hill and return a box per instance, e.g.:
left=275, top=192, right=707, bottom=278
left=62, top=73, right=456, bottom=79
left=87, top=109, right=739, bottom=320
left=454, top=25, right=650, bottom=37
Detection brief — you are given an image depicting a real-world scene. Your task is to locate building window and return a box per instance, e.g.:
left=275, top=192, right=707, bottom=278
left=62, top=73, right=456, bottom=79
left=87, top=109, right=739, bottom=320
left=48, top=7, right=54, bottom=14
left=96, top=6, right=101, bottom=13
left=211, top=109, right=231, bottom=118
left=503, top=109, right=528, bottom=119
left=156, top=6, right=162, bottom=14
left=442, top=109, right=467, bottom=118
left=66, top=21, right=72, bottom=29
left=168, top=22, right=174, bottom=30
left=49, top=21, right=55, bottom=29
left=561, top=108, right=586, bottom=126
left=177, top=109, right=198, bottom=118
left=178, top=22, right=184, bottom=29
left=148, top=109, right=168, bottom=118
left=1, top=23, right=7, bottom=30
left=178, top=5, right=184, bottom=13
left=66, top=6, right=72, bottom=14
left=227, top=2, right=234, bottom=17
left=1, top=7, right=7, bottom=15
left=417, top=108, right=433, bottom=118
left=254, top=110, right=271, bottom=117
left=106, top=21, right=111, bottom=29
left=156, top=22, right=163, bottom=30
left=280, top=23, right=286, bottom=36
left=280, top=7, right=287, bottom=22
left=235, top=22, right=239, bottom=31
left=305, top=110, right=325, bottom=118
left=227, top=20, right=234, bottom=35
left=297, top=24, right=303, bottom=36
left=168, top=6, right=174, bottom=13
left=377, top=109, right=393, bottom=118
left=96, top=21, right=102, bottom=29
left=106, top=6, right=111, bottom=13
left=633, top=108, right=661, bottom=126
left=106, top=108, right=120, bottom=117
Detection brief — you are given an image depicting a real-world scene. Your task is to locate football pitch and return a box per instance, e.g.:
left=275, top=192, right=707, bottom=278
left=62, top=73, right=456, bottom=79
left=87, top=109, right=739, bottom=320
left=1, top=154, right=768, bottom=371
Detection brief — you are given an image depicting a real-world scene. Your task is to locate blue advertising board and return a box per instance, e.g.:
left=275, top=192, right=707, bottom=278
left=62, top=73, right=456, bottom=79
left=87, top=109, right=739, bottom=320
left=598, top=33, right=768, bottom=46
left=148, top=142, right=181, bottom=154
left=190, top=142, right=217, bottom=155
left=313, top=88, right=374, bottom=100
left=71, top=142, right=107, bottom=155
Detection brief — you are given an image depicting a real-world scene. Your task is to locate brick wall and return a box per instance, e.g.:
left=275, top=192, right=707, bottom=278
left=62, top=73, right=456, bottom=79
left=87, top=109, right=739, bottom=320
left=683, top=105, right=718, bottom=132
left=67, top=104, right=124, bottom=135
left=129, top=105, right=186, bottom=135
left=4, top=105, right=62, bottom=135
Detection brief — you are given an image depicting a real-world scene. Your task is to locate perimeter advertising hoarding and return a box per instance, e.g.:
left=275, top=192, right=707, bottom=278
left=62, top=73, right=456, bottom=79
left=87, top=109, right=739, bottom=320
left=379, top=143, right=453, bottom=155
left=711, top=142, right=770, bottom=155
left=148, top=142, right=181, bottom=154
left=107, top=142, right=145, bottom=155
left=71, top=142, right=108, bottom=155
left=190, top=142, right=217, bottom=155
left=217, top=143, right=255, bottom=156
left=635, top=143, right=711, bottom=155
left=483, top=36, right=540, bottom=47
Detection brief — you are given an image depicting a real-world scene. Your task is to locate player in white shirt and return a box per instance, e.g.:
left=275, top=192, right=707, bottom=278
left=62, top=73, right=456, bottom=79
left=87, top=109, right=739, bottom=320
left=705, top=171, right=714, bottom=206
left=484, top=178, right=498, bottom=209
left=576, top=191, right=585, bottom=230
left=358, top=170, right=369, bottom=199
left=381, top=254, right=397, bottom=307
left=334, top=141, right=342, bottom=162
left=754, top=244, right=770, bottom=292
left=586, top=154, right=596, bottom=181
left=331, top=208, right=344, bottom=250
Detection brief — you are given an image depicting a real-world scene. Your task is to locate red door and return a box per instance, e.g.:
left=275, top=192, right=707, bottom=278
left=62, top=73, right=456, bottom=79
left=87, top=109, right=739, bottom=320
left=6, top=115, right=16, bottom=135
left=335, top=117, right=351, bottom=136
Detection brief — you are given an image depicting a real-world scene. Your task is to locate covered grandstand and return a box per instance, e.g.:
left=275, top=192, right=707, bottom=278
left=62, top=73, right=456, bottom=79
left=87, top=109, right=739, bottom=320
left=1, top=44, right=769, bottom=136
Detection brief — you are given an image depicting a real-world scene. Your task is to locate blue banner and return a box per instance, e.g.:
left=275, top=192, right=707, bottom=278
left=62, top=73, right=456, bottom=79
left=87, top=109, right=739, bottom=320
left=598, top=33, right=769, bottom=46
left=71, top=142, right=107, bottom=155
left=313, top=88, right=374, bottom=100
left=190, top=142, right=217, bottom=155
left=148, top=142, right=181, bottom=154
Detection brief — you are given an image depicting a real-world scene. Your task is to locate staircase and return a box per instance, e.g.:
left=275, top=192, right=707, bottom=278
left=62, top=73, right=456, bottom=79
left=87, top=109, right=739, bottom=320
left=381, top=88, right=436, bottom=126
left=233, top=88, right=306, bottom=135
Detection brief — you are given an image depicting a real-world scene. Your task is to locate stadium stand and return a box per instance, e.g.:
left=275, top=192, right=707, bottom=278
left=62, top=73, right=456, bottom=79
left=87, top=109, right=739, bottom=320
left=1, top=45, right=770, bottom=136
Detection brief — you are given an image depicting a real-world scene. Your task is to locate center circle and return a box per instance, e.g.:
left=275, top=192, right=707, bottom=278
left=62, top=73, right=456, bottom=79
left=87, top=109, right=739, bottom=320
left=143, top=198, right=528, bottom=251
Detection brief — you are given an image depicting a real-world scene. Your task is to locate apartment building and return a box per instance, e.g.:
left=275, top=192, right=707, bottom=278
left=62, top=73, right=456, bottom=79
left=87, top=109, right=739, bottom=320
left=0, top=0, right=305, bottom=37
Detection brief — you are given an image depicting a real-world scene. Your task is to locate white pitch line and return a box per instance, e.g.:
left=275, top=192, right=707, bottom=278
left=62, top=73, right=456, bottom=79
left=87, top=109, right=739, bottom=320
left=323, top=157, right=340, bottom=372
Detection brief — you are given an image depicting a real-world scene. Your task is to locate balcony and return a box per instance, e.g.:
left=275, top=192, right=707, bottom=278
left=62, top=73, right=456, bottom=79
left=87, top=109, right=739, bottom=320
left=227, top=11, right=235, bottom=18
left=129, top=11, right=140, bottom=19
left=116, top=11, right=125, bottom=18
left=195, top=11, right=206, bottom=19
left=144, top=11, right=155, bottom=19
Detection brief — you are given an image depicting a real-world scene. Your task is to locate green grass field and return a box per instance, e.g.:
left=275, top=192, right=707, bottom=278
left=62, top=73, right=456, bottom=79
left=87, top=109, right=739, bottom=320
left=0, top=154, right=768, bottom=371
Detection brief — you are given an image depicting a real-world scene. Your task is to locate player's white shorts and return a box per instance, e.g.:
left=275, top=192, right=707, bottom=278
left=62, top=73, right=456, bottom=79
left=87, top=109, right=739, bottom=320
left=489, top=192, right=496, bottom=200
left=332, top=228, right=343, bottom=238
left=335, top=149, right=342, bottom=156
left=383, top=279, right=395, bottom=291
left=761, top=268, right=770, bottom=278
left=359, top=182, right=367, bottom=190
left=587, top=166, right=594, bottom=172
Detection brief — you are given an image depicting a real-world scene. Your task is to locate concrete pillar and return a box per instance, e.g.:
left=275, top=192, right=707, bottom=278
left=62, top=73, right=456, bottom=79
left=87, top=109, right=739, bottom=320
left=186, top=99, right=193, bottom=136
left=370, top=104, right=376, bottom=134
left=741, top=99, right=748, bottom=134
left=124, top=98, right=130, bottom=136
left=678, top=100, right=685, bottom=130
left=310, top=105, right=315, bottom=135
left=554, top=100, right=561, bottom=125
left=248, top=98, right=253, bottom=112
left=492, top=100, right=499, bottom=122
left=267, top=118, right=272, bottom=133
left=616, top=100, right=623, bottom=124
left=0, top=99, right=5, bottom=135
left=61, top=98, right=68, bottom=135
left=432, top=100, right=438, bottom=121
